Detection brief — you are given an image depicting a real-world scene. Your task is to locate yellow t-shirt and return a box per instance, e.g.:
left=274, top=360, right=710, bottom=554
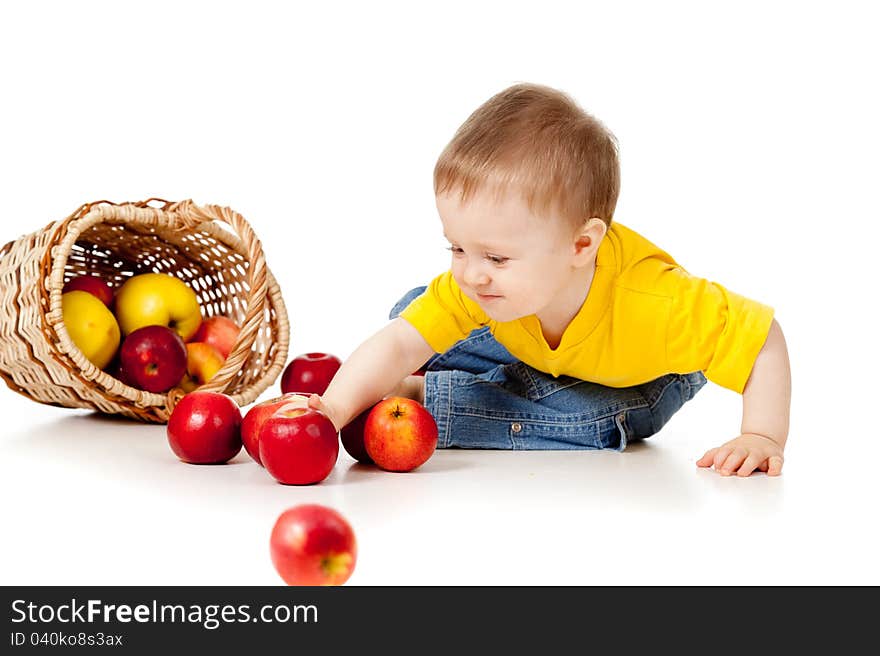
left=399, top=223, right=774, bottom=394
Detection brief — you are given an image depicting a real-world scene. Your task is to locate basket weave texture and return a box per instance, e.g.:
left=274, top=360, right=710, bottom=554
left=0, top=198, right=290, bottom=423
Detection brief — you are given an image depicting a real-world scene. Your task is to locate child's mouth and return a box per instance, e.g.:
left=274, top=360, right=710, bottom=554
left=477, top=293, right=503, bottom=302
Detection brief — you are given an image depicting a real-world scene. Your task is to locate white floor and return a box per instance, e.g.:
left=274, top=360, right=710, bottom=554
left=2, top=376, right=877, bottom=587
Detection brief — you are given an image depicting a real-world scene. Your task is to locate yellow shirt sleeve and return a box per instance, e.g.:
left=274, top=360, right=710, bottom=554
left=399, top=271, right=486, bottom=354
left=665, top=270, right=775, bottom=393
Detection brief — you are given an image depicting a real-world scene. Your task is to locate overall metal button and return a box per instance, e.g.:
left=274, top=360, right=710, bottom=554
left=511, top=422, right=523, bottom=433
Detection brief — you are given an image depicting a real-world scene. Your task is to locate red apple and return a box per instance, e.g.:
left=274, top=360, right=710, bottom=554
left=190, top=315, right=240, bottom=359
left=166, top=391, right=242, bottom=464
left=270, top=504, right=357, bottom=586
left=259, top=401, right=339, bottom=485
left=179, top=342, right=225, bottom=392
left=119, top=325, right=187, bottom=393
left=340, top=407, right=374, bottom=464
left=104, top=354, right=134, bottom=387
left=63, top=274, right=114, bottom=308
left=241, top=392, right=308, bottom=466
left=364, top=396, right=438, bottom=472
left=280, top=352, right=342, bottom=395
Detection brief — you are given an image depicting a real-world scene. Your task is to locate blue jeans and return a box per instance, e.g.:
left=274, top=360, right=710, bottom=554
left=390, top=287, right=706, bottom=451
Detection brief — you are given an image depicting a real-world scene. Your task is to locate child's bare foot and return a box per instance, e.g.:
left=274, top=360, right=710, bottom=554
left=388, top=374, right=426, bottom=405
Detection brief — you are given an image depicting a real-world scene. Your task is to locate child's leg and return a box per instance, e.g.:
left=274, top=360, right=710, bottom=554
left=425, top=364, right=706, bottom=451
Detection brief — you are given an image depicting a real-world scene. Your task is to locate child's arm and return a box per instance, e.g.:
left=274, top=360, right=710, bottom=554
left=307, top=318, right=436, bottom=431
left=697, top=318, right=792, bottom=476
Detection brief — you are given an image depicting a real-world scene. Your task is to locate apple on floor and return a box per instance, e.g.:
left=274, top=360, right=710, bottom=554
left=259, top=397, right=339, bottom=485
left=281, top=352, right=342, bottom=396
left=270, top=504, right=357, bottom=586
left=167, top=391, right=243, bottom=464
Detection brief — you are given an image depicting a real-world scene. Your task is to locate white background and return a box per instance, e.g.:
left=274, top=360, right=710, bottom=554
left=1, top=1, right=878, bottom=585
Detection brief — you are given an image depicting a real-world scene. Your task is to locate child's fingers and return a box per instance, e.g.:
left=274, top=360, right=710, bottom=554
left=307, top=394, right=342, bottom=431
left=696, top=448, right=718, bottom=467
left=718, top=448, right=748, bottom=476
left=736, top=453, right=764, bottom=477
left=766, top=455, right=784, bottom=476
left=712, top=447, right=734, bottom=471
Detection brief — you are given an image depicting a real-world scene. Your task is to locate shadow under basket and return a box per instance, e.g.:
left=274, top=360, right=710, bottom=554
left=0, top=198, right=290, bottom=423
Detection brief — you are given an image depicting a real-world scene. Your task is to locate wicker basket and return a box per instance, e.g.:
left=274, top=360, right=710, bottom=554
left=0, top=198, right=290, bottom=423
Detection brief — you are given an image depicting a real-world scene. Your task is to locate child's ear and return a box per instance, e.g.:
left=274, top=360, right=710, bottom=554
left=572, top=218, right=607, bottom=263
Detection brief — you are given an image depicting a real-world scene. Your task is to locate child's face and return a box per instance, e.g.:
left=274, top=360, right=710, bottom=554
left=436, top=188, right=586, bottom=323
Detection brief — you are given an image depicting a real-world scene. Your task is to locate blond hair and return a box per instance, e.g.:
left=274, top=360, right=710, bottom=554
left=434, top=83, right=620, bottom=227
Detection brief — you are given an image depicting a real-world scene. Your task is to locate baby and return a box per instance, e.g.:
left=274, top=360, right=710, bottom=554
left=309, top=83, right=791, bottom=477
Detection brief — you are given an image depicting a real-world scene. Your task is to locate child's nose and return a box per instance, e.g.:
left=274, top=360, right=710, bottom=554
left=462, top=261, right=491, bottom=287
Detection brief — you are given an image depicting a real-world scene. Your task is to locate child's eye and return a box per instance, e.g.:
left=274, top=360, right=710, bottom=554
left=446, top=246, right=465, bottom=256
left=486, top=254, right=509, bottom=265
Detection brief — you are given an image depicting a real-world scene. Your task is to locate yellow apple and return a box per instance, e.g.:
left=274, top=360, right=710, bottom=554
left=114, top=273, right=202, bottom=341
left=61, top=290, right=121, bottom=369
left=179, top=342, right=225, bottom=393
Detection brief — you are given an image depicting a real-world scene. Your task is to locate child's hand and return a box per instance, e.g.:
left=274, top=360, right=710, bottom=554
left=696, top=433, right=784, bottom=477
left=307, top=394, right=342, bottom=432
